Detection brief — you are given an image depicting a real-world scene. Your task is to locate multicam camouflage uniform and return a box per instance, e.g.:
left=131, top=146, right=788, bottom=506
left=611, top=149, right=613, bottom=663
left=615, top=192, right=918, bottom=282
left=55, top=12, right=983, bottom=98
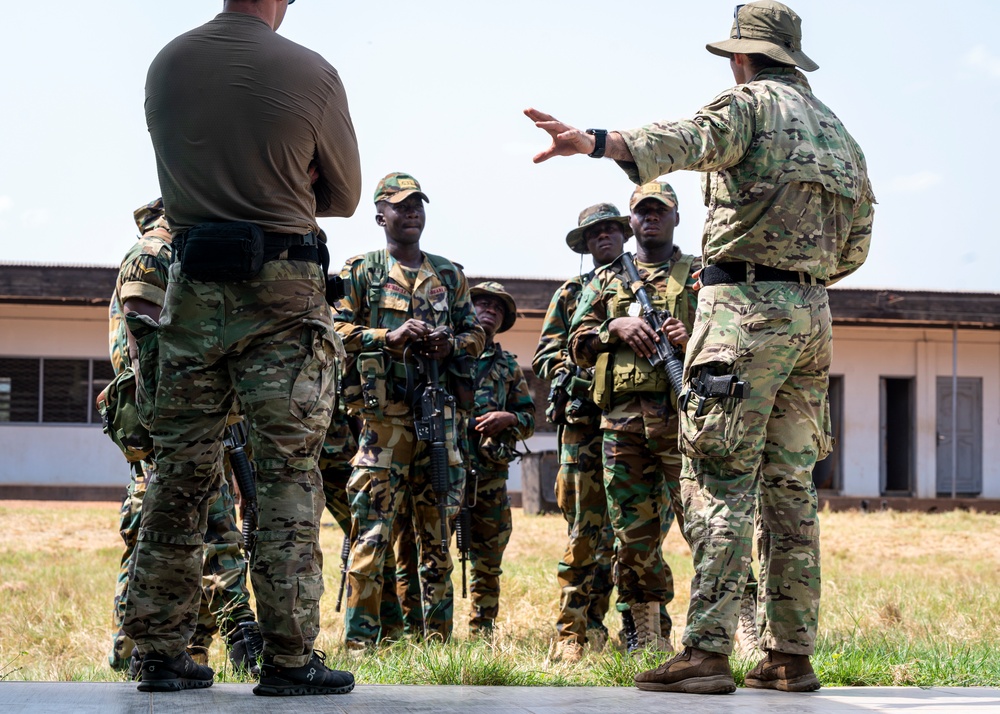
left=108, top=199, right=255, bottom=670
left=569, top=243, right=700, bottom=644
left=123, top=237, right=338, bottom=669
left=617, top=66, right=874, bottom=656
left=532, top=276, right=614, bottom=648
left=465, top=335, right=535, bottom=633
left=333, top=248, right=485, bottom=647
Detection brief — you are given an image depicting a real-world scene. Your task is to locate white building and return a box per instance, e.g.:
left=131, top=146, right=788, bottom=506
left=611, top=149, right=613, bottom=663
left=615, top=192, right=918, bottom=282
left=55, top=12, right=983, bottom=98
left=1, top=263, right=997, bottom=507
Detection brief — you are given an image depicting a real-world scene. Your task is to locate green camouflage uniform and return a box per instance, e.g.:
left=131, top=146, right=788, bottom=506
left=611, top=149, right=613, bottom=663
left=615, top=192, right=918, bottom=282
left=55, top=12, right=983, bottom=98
left=532, top=276, right=614, bottom=647
left=122, top=249, right=338, bottom=669
left=465, top=341, right=535, bottom=633
left=333, top=249, right=485, bottom=647
left=617, top=67, right=874, bottom=655
left=569, top=248, right=699, bottom=632
left=108, top=200, right=254, bottom=669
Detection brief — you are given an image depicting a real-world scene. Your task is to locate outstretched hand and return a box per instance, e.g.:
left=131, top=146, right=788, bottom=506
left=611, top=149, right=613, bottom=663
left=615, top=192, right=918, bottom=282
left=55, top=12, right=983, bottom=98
left=524, top=108, right=595, bottom=163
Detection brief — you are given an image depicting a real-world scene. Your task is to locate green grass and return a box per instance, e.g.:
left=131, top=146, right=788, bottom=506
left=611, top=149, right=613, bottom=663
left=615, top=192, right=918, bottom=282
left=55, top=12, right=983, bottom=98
left=1, top=501, right=999, bottom=686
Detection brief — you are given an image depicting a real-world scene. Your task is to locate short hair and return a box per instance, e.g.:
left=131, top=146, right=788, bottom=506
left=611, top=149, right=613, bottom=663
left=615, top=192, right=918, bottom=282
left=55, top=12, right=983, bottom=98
left=746, top=53, right=794, bottom=71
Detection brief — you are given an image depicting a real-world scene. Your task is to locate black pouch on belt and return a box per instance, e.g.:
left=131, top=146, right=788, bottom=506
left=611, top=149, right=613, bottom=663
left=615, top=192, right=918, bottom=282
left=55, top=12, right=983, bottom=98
left=179, top=222, right=265, bottom=281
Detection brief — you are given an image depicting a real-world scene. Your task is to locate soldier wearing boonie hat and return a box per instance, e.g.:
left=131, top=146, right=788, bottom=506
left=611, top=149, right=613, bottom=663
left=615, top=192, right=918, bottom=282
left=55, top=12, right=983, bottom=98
left=565, top=203, right=633, bottom=255
left=527, top=0, right=874, bottom=696
left=533, top=203, right=632, bottom=663
left=462, top=281, right=534, bottom=636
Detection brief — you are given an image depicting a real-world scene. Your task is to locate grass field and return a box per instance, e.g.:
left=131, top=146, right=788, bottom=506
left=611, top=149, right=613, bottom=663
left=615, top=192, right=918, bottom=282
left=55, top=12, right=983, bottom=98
left=1, top=500, right=999, bottom=687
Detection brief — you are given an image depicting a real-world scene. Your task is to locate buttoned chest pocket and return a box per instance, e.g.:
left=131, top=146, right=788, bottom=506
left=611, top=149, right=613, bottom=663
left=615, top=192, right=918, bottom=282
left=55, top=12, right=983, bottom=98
left=377, top=290, right=411, bottom=326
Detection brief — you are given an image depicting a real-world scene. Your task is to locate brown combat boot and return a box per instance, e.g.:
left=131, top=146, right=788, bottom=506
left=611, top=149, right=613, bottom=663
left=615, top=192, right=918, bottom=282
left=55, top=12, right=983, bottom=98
left=744, top=651, right=821, bottom=692
left=634, top=646, right=735, bottom=694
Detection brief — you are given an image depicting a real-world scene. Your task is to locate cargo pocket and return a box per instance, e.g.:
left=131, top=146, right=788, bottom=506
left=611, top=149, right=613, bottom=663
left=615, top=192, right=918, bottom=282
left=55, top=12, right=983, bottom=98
left=678, top=348, right=748, bottom=459
left=290, top=319, right=337, bottom=426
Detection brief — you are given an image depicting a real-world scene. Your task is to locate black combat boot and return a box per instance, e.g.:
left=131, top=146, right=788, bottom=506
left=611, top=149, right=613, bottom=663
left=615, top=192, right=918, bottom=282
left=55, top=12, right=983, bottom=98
left=227, top=620, right=264, bottom=677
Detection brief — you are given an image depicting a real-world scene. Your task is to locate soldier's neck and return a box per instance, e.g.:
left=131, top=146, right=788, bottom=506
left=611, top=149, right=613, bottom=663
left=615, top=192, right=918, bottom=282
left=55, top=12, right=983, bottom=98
left=636, top=241, right=674, bottom=265
left=387, top=241, right=423, bottom=269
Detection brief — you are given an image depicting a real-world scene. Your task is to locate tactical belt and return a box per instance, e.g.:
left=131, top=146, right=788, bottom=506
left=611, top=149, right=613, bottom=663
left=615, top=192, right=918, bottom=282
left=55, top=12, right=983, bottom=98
left=701, top=262, right=825, bottom=287
left=174, top=230, right=320, bottom=265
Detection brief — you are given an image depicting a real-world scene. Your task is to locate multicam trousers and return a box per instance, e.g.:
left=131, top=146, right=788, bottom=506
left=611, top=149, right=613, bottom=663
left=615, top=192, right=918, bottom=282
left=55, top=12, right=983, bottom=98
left=602, top=409, right=685, bottom=616
left=467, top=468, right=513, bottom=632
left=555, top=421, right=614, bottom=646
left=123, top=260, right=336, bottom=668
left=344, top=419, right=462, bottom=647
left=679, top=283, right=831, bottom=656
left=110, top=460, right=254, bottom=669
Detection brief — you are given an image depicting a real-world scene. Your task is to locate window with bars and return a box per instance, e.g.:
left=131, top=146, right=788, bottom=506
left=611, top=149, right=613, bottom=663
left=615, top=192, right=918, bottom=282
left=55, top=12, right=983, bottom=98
left=0, top=357, right=114, bottom=424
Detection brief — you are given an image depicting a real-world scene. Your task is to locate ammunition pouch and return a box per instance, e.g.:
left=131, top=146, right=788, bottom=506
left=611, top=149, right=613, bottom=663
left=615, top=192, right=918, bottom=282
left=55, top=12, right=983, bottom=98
left=591, top=352, right=613, bottom=411
left=611, top=349, right=671, bottom=397
left=97, top=366, right=153, bottom=464
left=356, top=351, right=389, bottom=420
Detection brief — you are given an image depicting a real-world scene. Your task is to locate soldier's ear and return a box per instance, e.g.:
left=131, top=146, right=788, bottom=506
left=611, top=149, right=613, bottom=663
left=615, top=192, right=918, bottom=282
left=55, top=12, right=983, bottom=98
left=375, top=212, right=386, bottom=227
left=674, top=211, right=680, bottom=227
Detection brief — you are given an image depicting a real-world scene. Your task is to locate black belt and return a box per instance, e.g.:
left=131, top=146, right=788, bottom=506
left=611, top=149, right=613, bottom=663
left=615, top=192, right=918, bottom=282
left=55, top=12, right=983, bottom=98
left=262, top=231, right=318, bottom=263
left=701, top=262, right=825, bottom=287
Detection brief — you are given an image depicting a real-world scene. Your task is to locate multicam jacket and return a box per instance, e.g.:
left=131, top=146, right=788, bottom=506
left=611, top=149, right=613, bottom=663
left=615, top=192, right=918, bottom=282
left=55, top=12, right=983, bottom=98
left=332, top=249, right=485, bottom=421
left=108, top=200, right=172, bottom=375
left=617, top=67, right=874, bottom=284
left=531, top=274, right=600, bottom=427
left=568, top=249, right=699, bottom=433
left=468, top=343, right=535, bottom=474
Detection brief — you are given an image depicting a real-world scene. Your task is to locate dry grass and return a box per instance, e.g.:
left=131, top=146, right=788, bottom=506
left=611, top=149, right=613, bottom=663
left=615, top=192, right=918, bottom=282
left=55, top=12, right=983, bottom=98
left=1, top=500, right=998, bottom=685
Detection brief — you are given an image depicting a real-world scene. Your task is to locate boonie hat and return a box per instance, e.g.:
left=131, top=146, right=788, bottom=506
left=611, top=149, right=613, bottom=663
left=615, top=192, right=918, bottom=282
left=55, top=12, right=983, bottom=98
left=706, top=1, right=818, bottom=73
left=629, top=182, right=678, bottom=212
left=565, top=203, right=633, bottom=255
left=470, top=281, right=518, bottom=333
left=373, top=172, right=430, bottom=204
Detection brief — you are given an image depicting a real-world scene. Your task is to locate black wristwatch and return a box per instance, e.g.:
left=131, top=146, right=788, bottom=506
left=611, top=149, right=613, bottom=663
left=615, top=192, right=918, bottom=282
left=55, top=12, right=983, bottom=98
left=586, top=129, right=607, bottom=159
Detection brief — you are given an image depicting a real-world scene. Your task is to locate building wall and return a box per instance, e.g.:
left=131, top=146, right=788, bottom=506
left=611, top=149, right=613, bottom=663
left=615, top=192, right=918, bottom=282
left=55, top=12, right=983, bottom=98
left=833, top=325, right=1000, bottom=499
left=3, top=303, right=998, bottom=500
left=0, top=303, right=131, bottom=488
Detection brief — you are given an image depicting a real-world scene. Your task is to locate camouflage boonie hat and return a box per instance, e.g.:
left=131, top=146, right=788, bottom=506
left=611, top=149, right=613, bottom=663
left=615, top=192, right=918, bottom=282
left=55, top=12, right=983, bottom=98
left=133, top=197, right=165, bottom=234
left=706, top=1, right=818, bottom=72
left=373, top=172, right=430, bottom=204
left=565, top=203, right=633, bottom=255
left=629, top=181, right=678, bottom=212
left=470, top=281, right=517, bottom=333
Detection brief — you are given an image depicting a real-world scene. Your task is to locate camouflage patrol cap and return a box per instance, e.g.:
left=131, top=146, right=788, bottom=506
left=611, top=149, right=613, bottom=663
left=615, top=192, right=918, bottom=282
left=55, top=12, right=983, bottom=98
left=565, top=203, right=633, bottom=255
left=470, top=281, right=517, bottom=333
left=373, top=172, right=430, bottom=205
left=629, top=181, right=678, bottom=212
left=133, top=197, right=165, bottom=234
left=706, top=1, right=818, bottom=73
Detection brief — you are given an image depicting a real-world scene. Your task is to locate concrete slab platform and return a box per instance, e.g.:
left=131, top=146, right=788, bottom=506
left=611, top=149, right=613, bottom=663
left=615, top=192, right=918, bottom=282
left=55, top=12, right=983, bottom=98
left=1, top=683, right=999, bottom=713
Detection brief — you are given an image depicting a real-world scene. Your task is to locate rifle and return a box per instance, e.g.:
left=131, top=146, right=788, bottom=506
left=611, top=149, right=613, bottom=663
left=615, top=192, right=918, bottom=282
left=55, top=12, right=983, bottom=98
left=454, top=417, right=479, bottom=599
left=413, top=356, right=454, bottom=551
left=617, top=251, right=686, bottom=397
left=223, top=420, right=258, bottom=563
left=334, top=534, right=351, bottom=612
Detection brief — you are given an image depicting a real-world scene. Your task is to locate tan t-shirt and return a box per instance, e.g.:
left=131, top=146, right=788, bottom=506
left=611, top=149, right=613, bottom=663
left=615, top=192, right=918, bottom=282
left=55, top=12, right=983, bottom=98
left=145, top=12, right=362, bottom=236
